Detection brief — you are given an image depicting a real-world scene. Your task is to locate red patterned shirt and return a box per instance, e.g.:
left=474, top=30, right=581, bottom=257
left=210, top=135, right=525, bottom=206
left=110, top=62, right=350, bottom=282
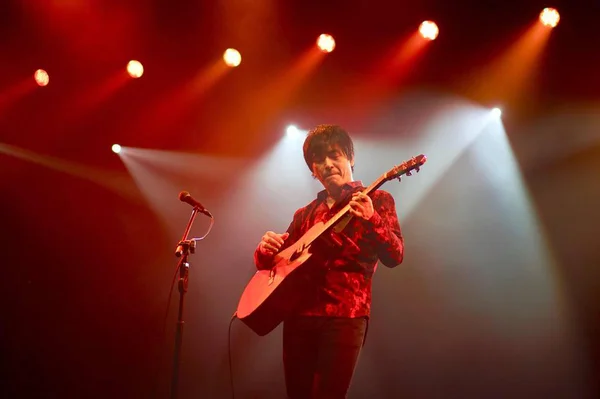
left=254, top=181, right=404, bottom=318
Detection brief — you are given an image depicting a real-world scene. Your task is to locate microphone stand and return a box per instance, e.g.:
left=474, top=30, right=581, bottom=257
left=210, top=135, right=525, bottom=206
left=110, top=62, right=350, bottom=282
left=170, top=206, right=204, bottom=399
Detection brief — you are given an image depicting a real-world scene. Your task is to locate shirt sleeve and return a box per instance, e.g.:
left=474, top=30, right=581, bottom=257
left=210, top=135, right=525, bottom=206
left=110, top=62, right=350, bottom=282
left=366, top=190, right=404, bottom=267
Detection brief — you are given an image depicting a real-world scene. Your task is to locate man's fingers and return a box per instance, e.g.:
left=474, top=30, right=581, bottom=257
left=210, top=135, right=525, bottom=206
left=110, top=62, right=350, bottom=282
left=349, top=200, right=364, bottom=210
left=265, top=236, right=284, bottom=249
left=268, top=236, right=283, bottom=246
left=261, top=242, right=277, bottom=254
left=266, top=232, right=286, bottom=245
left=260, top=231, right=289, bottom=255
left=263, top=236, right=279, bottom=246
left=353, top=192, right=372, bottom=205
left=349, top=207, right=361, bottom=217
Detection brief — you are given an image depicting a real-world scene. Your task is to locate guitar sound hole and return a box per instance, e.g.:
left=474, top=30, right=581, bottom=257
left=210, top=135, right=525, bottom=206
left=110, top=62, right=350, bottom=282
left=290, top=250, right=300, bottom=262
left=289, top=244, right=304, bottom=262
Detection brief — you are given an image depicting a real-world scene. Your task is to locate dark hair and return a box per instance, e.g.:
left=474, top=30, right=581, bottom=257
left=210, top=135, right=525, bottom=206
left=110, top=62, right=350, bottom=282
left=302, top=124, right=355, bottom=173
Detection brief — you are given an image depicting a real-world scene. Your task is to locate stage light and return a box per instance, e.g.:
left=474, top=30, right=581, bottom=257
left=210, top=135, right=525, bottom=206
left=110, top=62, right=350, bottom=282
left=286, top=125, right=300, bottom=138
left=419, top=21, right=439, bottom=41
left=34, top=69, right=49, bottom=86
left=223, top=48, right=242, bottom=67
left=491, top=107, right=502, bottom=117
left=317, top=34, right=336, bottom=53
left=127, top=60, right=144, bottom=78
left=112, top=144, right=122, bottom=154
left=540, top=8, right=560, bottom=28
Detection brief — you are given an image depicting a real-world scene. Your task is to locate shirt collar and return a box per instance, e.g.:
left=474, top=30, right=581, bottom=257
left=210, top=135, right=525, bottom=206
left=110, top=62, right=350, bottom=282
left=317, top=180, right=364, bottom=202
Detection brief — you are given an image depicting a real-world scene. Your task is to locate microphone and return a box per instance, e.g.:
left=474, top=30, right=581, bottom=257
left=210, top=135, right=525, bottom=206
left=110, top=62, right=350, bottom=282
left=179, top=191, right=213, bottom=217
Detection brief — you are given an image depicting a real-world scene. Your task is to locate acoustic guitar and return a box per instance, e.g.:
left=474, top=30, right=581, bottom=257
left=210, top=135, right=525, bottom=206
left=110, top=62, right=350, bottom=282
left=236, top=154, right=427, bottom=336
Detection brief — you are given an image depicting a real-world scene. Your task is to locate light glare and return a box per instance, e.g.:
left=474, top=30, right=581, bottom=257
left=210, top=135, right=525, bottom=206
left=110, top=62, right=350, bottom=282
left=127, top=60, right=144, bottom=78
left=492, top=107, right=502, bottom=118
left=540, top=8, right=560, bottom=28
left=112, top=144, right=122, bottom=154
left=317, top=34, right=336, bottom=53
left=223, top=48, right=242, bottom=67
left=419, top=21, right=439, bottom=41
left=34, top=69, right=49, bottom=86
left=286, top=125, right=300, bottom=137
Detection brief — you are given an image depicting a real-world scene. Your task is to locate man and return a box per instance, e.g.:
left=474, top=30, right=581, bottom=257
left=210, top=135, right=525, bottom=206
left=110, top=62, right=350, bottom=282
left=254, top=124, right=404, bottom=398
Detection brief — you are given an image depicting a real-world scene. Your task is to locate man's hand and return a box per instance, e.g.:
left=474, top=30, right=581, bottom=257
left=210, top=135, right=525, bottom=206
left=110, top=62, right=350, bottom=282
left=349, top=192, right=374, bottom=220
left=258, top=231, right=290, bottom=256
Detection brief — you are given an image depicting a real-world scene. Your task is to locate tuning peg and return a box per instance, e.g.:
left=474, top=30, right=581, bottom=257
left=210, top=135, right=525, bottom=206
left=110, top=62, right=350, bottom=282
left=406, top=171, right=412, bottom=176
left=415, top=167, right=420, bottom=173
left=396, top=176, right=402, bottom=182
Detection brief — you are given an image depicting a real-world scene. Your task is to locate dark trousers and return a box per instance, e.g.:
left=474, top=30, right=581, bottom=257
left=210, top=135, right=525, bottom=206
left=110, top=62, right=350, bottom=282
left=282, top=315, right=368, bottom=399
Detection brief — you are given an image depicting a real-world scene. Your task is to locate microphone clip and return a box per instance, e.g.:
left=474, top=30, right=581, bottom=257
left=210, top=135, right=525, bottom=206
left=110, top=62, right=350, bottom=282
left=175, top=239, right=196, bottom=258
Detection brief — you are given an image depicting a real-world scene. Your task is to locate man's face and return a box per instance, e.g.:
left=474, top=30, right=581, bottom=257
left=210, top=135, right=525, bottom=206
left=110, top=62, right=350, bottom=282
left=311, top=144, right=354, bottom=192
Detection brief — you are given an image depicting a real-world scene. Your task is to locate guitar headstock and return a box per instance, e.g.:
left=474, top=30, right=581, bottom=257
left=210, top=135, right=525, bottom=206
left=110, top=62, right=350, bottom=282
left=384, top=154, right=427, bottom=182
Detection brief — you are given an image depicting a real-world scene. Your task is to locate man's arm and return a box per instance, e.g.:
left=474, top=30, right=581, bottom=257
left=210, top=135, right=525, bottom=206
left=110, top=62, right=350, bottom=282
left=253, top=244, right=275, bottom=270
left=253, top=209, right=302, bottom=270
left=366, top=190, right=404, bottom=267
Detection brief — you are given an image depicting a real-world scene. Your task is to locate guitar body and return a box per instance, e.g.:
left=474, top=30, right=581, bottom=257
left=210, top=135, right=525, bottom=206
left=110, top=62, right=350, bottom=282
left=235, top=154, right=427, bottom=336
left=236, top=222, right=326, bottom=336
